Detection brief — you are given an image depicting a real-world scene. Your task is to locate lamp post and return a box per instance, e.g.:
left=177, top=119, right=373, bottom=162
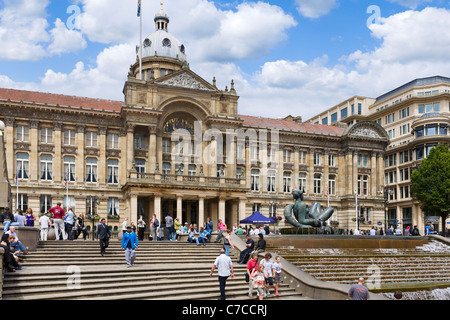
left=270, top=199, right=282, bottom=234
left=379, top=185, right=393, bottom=232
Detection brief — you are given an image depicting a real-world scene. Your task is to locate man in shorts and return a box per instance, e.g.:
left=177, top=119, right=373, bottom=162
left=260, top=252, right=275, bottom=297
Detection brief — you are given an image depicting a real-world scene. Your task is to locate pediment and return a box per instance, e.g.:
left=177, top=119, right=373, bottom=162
left=156, top=70, right=217, bottom=92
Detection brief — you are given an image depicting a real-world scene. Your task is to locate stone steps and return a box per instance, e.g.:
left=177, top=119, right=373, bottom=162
left=2, top=239, right=304, bottom=300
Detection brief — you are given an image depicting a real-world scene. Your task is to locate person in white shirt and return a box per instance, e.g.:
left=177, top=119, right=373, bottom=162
left=14, top=209, right=26, bottom=226
left=209, top=249, right=234, bottom=300
left=39, top=214, right=51, bottom=241
left=369, top=228, right=376, bottom=236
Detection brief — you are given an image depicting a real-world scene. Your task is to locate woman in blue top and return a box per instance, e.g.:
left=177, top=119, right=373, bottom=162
left=205, top=217, right=213, bottom=242
left=198, top=227, right=207, bottom=246
left=121, top=226, right=138, bottom=267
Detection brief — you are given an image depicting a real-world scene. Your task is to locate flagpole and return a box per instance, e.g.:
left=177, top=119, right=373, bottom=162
left=16, top=174, right=19, bottom=210
left=138, top=0, right=143, bottom=80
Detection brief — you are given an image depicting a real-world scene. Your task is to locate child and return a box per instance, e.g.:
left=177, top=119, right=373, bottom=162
left=157, top=226, right=164, bottom=241
left=273, top=256, right=282, bottom=296
left=251, top=264, right=266, bottom=300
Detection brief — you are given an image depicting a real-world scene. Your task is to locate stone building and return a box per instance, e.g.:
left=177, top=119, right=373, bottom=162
left=307, top=76, right=450, bottom=233
left=0, top=7, right=388, bottom=233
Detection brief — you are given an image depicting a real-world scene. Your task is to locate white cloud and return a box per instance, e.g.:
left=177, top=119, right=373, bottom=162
left=295, top=0, right=338, bottom=18
left=0, top=0, right=87, bottom=61
left=47, top=18, right=87, bottom=55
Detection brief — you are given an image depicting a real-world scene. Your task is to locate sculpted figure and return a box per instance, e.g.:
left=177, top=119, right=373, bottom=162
left=284, top=189, right=334, bottom=228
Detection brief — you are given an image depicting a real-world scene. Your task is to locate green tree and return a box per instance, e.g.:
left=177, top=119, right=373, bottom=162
left=411, top=144, right=450, bottom=235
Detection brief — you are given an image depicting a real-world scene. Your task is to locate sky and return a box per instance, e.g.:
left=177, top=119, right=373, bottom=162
left=1, top=0, right=450, bottom=120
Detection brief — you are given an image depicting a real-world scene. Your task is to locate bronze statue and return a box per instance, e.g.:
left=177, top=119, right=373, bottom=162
left=284, top=189, right=334, bottom=228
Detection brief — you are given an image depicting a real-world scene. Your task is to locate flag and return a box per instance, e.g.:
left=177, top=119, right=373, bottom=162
left=15, top=173, right=18, bottom=186
left=137, top=0, right=141, bottom=17
left=64, top=171, right=69, bottom=189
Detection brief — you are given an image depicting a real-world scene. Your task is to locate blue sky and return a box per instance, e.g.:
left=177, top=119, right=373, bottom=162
left=1, top=0, right=450, bottom=119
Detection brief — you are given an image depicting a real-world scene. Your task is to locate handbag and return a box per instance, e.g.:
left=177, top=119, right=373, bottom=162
left=245, top=272, right=249, bottom=283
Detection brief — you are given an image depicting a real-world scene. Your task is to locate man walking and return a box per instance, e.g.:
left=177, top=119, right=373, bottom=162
left=65, top=207, right=75, bottom=240
left=209, top=249, right=234, bottom=300
left=48, top=202, right=66, bottom=240
left=165, top=214, right=174, bottom=241
left=121, top=225, right=139, bottom=267
left=348, top=277, right=370, bottom=300
left=97, top=218, right=111, bottom=256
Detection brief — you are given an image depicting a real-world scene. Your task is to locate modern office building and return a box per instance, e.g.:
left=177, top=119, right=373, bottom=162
left=0, top=6, right=389, bottom=233
left=307, top=76, right=450, bottom=233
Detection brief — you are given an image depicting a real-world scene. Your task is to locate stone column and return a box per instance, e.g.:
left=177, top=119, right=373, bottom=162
left=226, top=132, right=236, bottom=179
left=130, top=193, right=138, bottom=226
left=4, top=118, right=15, bottom=181
left=154, top=194, right=161, bottom=223
left=76, top=124, right=85, bottom=184
left=370, top=151, right=377, bottom=196
left=307, top=148, right=315, bottom=195
left=198, top=196, right=205, bottom=229
left=218, top=198, right=226, bottom=223
left=239, top=198, right=246, bottom=222
left=29, top=120, right=39, bottom=182
left=126, top=124, right=135, bottom=172
left=377, top=152, right=384, bottom=192
left=98, top=126, right=107, bottom=185
left=119, top=128, right=127, bottom=184
left=53, top=123, right=62, bottom=183
left=149, top=126, right=157, bottom=173
left=346, top=150, right=353, bottom=196
left=176, top=195, right=183, bottom=222
left=352, top=150, right=358, bottom=196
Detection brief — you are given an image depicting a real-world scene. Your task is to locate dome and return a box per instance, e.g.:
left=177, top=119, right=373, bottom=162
left=141, top=30, right=187, bottom=62
left=138, top=3, right=187, bottom=63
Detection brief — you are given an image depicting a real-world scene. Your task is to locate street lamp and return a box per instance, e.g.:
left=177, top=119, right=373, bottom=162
left=270, top=199, right=282, bottom=234
left=379, top=185, right=393, bottom=232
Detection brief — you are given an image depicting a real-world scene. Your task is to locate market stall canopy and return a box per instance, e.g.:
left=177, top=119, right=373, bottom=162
left=240, top=211, right=274, bottom=224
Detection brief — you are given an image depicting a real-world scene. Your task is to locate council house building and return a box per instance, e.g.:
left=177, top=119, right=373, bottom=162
left=0, top=6, right=389, bottom=235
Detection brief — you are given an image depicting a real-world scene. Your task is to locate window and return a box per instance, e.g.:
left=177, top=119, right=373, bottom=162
left=63, top=197, right=76, bottom=211
left=162, top=162, right=171, bottom=175
left=176, top=163, right=185, bottom=175
left=250, top=146, right=258, bottom=162
left=108, top=198, right=119, bottom=216
left=217, top=165, right=225, bottom=178
left=17, top=194, right=28, bottom=211
left=358, top=154, right=368, bottom=167
left=331, top=113, right=337, bottom=124
left=85, top=131, right=98, bottom=147
left=236, top=167, right=243, bottom=179
left=86, top=196, right=98, bottom=215
left=416, top=126, right=424, bottom=138
left=134, top=133, right=146, bottom=149
left=283, top=172, right=292, bottom=193
left=385, top=113, right=395, bottom=124
left=358, top=175, right=368, bottom=196
left=268, top=147, right=277, bottom=163
left=16, top=153, right=29, bottom=180
left=135, top=159, right=146, bottom=174
left=63, top=156, right=76, bottom=182
left=399, top=107, right=410, bottom=119
left=419, top=103, right=440, bottom=114
left=40, top=195, right=52, bottom=214
left=283, top=149, right=291, bottom=163
left=358, top=103, right=362, bottom=115
left=40, top=128, right=53, bottom=144
left=314, top=173, right=321, bottom=194
left=162, top=138, right=171, bottom=153
left=299, top=151, right=306, bottom=164
left=236, top=144, right=245, bottom=161
left=40, top=155, right=53, bottom=181
left=341, top=107, right=348, bottom=120
left=426, top=125, right=438, bottom=136
left=85, top=158, right=98, bottom=183
left=314, top=153, right=321, bottom=166
left=299, top=173, right=307, bottom=194
left=328, top=175, right=336, bottom=196
left=188, top=164, right=197, bottom=176
left=328, top=154, right=336, bottom=167
left=107, top=159, right=119, bottom=184
left=440, top=125, right=448, bottom=135
left=388, top=129, right=395, bottom=139
left=252, top=203, right=261, bottom=213
left=251, top=169, right=260, bottom=191
left=64, top=129, right=76, bottom=145
left=321, top=118, right=328, bottom=125
left=107, top=134, right=119, bottom=149
left=16, top=125, right=29, bottom=142
left=400, top=124, right=410, bottom=135
left=267, top=170, right=276, bottom=192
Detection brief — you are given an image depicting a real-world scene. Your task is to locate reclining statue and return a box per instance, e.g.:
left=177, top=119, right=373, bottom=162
left=284, top=189, right=334, bottom=228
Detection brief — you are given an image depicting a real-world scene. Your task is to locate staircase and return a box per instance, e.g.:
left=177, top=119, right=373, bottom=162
left=2, top=239, right=305, bottom=300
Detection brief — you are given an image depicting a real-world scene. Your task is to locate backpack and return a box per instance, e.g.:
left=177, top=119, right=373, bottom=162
left=154, top=219, right=159, bottom=228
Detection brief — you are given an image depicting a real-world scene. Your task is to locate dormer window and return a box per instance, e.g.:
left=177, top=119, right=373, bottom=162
left=162, top=38, right=171, bottom=47
left=143, top=38, right=151, bottom=47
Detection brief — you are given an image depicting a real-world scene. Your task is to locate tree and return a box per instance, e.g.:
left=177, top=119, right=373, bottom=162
left=411, top=144, right=450, bottom=235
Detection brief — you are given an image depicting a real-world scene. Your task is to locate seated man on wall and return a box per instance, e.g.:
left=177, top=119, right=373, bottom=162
left=5, top=226, right=30, bottom=256
left=1, top=207, right=20, bottom=232
left=238, top=234, right=255, bottom=264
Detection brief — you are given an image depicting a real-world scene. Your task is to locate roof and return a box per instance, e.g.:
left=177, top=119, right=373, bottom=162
left=0, top=88, right=123, bottom=112
left=375, top=75, right=450, bottom=103
left=239, top=115, right=345, bottom=137
left=0, top=88, right=345, bottom=137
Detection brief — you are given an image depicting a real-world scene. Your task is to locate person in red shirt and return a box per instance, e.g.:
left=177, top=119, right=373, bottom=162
left=246, top=253, right=259, bottom=298
left=48, top=202, right=66, bottom=240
